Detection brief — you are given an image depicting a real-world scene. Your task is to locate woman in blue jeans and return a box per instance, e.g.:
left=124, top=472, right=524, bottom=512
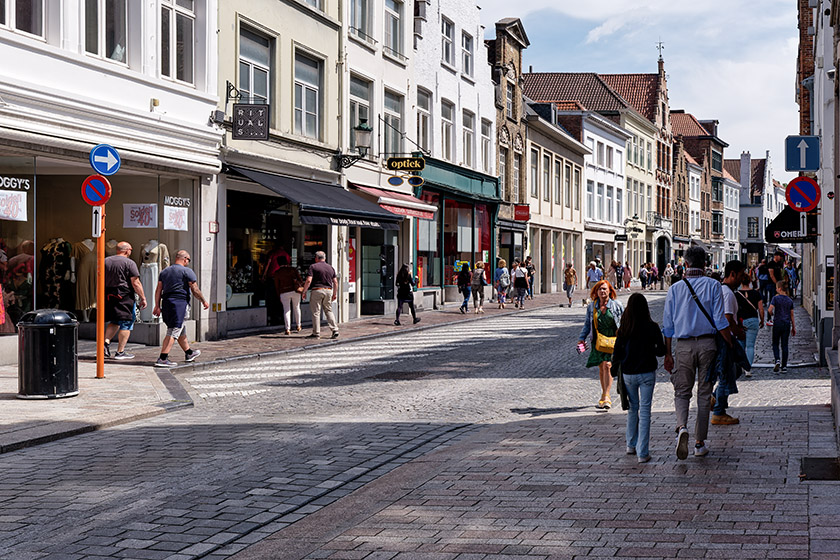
left=613, top=293, right=665, bottom=463
left=736, top=278, right=764, bottom=374
left=456, top=263, right=472, bottom=314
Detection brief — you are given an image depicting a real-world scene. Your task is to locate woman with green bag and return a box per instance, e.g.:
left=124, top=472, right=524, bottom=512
left=577, top=280, right=623, bottom=409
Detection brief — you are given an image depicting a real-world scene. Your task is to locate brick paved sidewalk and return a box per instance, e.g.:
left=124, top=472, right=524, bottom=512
left=0, top=289, right=650, bottom=454
left=231, top=403, right=839, bottom=560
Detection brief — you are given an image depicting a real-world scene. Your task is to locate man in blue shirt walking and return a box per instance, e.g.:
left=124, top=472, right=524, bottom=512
left=662, top=246, right=732, bottom=460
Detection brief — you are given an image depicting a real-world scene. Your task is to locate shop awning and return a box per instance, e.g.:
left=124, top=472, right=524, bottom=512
left=690, top=238, right=709, bottom=251
left=777, top=246, right=801, bottom=259
left=350, top=183, right=437, bottom=220
left=227, top=166, right=403, bottom=228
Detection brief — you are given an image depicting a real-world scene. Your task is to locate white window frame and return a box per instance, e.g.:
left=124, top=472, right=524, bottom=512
left=543, top=154, right=551, bottom=202
left=294, top=52, right=322, bottom=140
left=505, top=81, right=514, bottom=119
left=616, top=188, right=623, bottom=224
left=349, top=75, right=371, bottom=150
left=554, top=159, right=562, bottom=205
left=499, top=147, right=507, bottom=200
left=586, top=180, right=594, bottom=220
left=441, top=100, right=454, bottom=161
left=239, top=28, right=271, bottom=105
left=304, top=0, right=321, bottom=11
left=530, top=148, right=539, bottom=199
left=461, top=31, right=473, bottom=77
left=2, top=0, right=45, bottom=37
left=513, top=153, right=521, bottom=203
left=349, top=0, right=372, bottom=41
left=606, top=146, right=613, bottom=171
left=417, top=88, right=431, bottom=153
left=441, top=17, right=454, bottom=66
left=596, top=183, right=604, bottom=221
left=160, top=0, right=195, bottom=85
left=462, top=111, right=475, bottom=168
left=597, top=142, right=604, bottom=167
left=383, top=89, right=403, bottom=155
left=606, top=185, right=614, bottom=223
left=564, top=164, right=572, bottom=209
left=481, top=119, right=492, bottom=174
left=84, top=0, right=128, bottom=63
left=383, top=0, right=403, bottom=59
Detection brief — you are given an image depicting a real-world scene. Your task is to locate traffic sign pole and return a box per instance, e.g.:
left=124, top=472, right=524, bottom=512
left=96, top=206, right=105, bottom=379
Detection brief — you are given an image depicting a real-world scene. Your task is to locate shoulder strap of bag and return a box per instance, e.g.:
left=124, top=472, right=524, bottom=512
left=682, top=277, right=717, bottom=331
left=736, top=289, right=758, bottom=313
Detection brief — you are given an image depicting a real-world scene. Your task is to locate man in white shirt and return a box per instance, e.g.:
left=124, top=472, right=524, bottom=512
left=712, top=260, right=748, bottom=425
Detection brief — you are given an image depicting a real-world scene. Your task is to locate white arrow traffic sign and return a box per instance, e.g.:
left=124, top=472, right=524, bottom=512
left=92, top=206, right=102, bottom=238
left=94, top=150, right=119, bottom=172
left=798, top=139, right=808, bottom=169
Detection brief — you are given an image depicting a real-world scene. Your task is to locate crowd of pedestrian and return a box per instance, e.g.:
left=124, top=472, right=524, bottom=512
left=575, top=245, right=797, bottom=463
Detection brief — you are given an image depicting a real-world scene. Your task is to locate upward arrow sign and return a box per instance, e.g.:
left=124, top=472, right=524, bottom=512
left=92, top=206, right=102, bottom=238
left=798, top=139, right=809, bottom=169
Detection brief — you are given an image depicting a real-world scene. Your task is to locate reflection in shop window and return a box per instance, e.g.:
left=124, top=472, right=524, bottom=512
left=443, top=200, right=472, bottom=285
left=415, top=192, right=439, bottom=288
left=0, top=157, right=35, bottom=335
left=85, top=0, right=128, bottom=63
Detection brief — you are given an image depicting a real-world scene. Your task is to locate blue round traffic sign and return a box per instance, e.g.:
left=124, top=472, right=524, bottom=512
left=81, top=175, right=112, bottom=206
left=89, top=144, right=121, bottom=176
left=785, top=176, right=821, bottom=212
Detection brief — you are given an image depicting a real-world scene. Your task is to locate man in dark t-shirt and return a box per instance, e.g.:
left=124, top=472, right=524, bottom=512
left=765, top=252, right=785, bottom=307
left=153, top=250, right=209, bottom=367
left=301, top=251, right=339, bottom=339
left=104, top=242, right=146, bottom=360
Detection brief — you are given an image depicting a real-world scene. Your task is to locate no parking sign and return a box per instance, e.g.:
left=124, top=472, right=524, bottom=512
left=785, top=176, right=821, bottom=212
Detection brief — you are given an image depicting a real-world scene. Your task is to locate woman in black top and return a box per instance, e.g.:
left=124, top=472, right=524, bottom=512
left=737, top=277, right=764, bottom=373
left=457, top=263, right=472, bottom=314
left=394, top=265, right=420, bottom=326
left=613, top=293, right=665, bottom=463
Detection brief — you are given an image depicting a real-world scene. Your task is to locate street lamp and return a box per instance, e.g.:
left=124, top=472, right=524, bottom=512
left=336, top=119, right=373, bottom=169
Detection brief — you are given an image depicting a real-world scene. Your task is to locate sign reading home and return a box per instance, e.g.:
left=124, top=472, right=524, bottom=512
left=386, top=157, right=425, bottom=171
left=232, top=104, right=270, bottom=140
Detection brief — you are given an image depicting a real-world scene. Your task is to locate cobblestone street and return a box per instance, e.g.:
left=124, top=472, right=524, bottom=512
left=0, top=294, right=836, bottom=560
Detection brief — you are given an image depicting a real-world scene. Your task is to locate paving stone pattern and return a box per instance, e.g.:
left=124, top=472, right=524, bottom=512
left=0, top=294, right=835, bottom=560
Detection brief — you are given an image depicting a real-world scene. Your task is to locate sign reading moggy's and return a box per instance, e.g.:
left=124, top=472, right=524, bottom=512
left=0, top=176, right=31, bottom=190
left=386, top=157, right=425, bottom=171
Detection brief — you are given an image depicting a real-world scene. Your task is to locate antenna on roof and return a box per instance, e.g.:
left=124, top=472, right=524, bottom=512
left=656, top=39, right=665, bottom=60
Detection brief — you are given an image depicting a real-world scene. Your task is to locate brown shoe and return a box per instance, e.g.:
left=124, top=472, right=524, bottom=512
left=711, top=414, right=740, bottom=425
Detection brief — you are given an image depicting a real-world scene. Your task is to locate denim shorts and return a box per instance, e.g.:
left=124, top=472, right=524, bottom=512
left=109, top=303, right=136, bottom=331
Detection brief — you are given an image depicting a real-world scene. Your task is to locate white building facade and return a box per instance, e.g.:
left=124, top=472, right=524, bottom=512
left=723, top=172, right=740, bottom=263
left=687, top=154, right=703, bottom=247
left=0, top=0, right=221, bottom=362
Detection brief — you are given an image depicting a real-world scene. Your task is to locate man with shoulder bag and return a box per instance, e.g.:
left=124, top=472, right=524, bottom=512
left=662, top=246, right=732, bottom=460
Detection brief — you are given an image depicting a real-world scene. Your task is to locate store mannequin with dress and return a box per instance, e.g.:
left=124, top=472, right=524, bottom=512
left=138, top=239, right=170, bottom=322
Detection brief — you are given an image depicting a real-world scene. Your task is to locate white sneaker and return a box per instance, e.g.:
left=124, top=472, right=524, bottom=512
left=676, top=427, right=689, bottom=460
left=694, top=443, right=709, bottom=457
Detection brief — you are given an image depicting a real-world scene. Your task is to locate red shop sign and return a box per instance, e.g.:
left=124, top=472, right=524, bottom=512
left=514, top=204, right=530, bottom=221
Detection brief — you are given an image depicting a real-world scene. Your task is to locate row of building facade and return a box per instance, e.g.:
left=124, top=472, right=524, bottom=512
left=0, top=0, right=787, bottom=360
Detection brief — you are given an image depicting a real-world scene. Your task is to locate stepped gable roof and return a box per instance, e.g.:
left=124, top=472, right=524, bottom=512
left=523, top=73, right=629, bottom=113
left=670, top=111, right=708, bottom=137
left=751, top=159, right=767, bottom=197
left=723, top=160, right=740, bottom=182
left=599, top=73, right=658, bottom=121
left=555, top=100, right=586, bottom=111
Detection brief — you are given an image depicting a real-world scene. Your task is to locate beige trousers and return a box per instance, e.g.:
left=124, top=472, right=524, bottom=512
left=309, top=289, right=338, bottom=336
left=671, top=336, right=717, bottom=442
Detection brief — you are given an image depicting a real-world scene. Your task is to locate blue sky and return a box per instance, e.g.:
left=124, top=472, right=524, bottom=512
left=478, top=1, right=800, bottom=182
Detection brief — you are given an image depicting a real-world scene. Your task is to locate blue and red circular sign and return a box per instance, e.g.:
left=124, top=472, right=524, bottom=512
left=786, top=176, right=821, bottom=212
left=81, top=175, right=112, bottom=206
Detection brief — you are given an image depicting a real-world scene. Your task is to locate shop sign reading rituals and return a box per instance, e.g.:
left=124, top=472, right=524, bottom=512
left=232, top=104, right=270, bottom=140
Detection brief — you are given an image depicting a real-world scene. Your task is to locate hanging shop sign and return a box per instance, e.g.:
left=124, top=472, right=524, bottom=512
left=514, top=204, right=530, bottom=221
left=614, top=233, right=629, bottom=241
left=386, top=157, right=425, bottom=171
left=0, top=189, right=27, bottom=221
left=124, top=203, right=158, bottom=228
left=764, top=206, right=817, bottom=243
left=232, top=104, right=270, bottom=140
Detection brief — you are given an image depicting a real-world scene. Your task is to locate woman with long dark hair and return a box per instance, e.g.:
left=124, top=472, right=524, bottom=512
left=457, top=263, right=472, bottom=314
left=394, top=264, right=420, bottom=326
left=577, top=280, right=623, bottom=409
left=613, top=293, right=665, bottom=462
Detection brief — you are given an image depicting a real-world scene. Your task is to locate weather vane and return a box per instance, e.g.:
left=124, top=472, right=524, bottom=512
left=656, top=39, right=665, bottom=59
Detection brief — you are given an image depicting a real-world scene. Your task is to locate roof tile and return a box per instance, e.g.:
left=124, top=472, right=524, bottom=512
left=523, top=73, right=628, bottom=113
left=599, top=74, right=658, bottom=121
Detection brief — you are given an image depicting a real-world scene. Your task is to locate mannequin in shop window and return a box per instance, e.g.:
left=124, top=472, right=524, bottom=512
left=138, top=239, right=170, bottom=322
left=74, top=238, right=97, bottom=321
left=105, top=239, right=118, bottom=256
left=39, top=238, right=74, bottom=309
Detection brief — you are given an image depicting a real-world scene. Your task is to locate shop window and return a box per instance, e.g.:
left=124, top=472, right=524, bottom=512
left=361, top=228, right=396, bottom=302
left=416, top=192, right=440, bottom=288
left=350, top=75, right=371, bottom=150
left=417, top=88, right=431, bottom=153
left=443, top=199, right=472, bottom=285
left=85, top=0, right=128, bottom=63
left=383, top=90, right=403, bottom=155
left=0, top=157, right=35, bottom=335
left=160, top=0, right=194, bottom=84
left=239, top=28, right=271, bottom=105
left=294, top=52, right=321, bottom=140
left=3, top=0, right=43, bottom=36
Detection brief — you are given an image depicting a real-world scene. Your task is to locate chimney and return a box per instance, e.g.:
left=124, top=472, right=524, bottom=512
left=739, top=151, right=751, bottom=202
left=529, top=65, right=533, bottom=73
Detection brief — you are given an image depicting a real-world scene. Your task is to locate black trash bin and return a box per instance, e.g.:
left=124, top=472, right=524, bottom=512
left=17, top=309, right=79, bottom=399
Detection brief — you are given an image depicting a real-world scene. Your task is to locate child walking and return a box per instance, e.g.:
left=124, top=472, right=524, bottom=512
left=612, top=293, right=665, bottom=463
left=768, top=280, right=795, bottom=372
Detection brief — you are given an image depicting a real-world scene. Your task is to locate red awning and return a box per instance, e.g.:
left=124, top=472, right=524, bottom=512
left=350, top=184, right=437, bottom=220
